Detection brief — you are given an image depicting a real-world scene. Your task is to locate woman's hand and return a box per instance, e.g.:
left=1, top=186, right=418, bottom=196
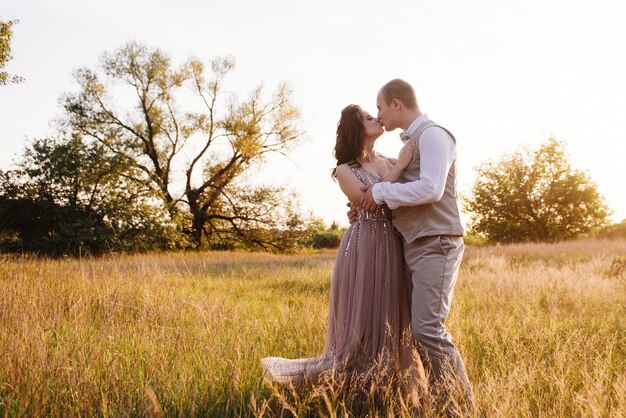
left=396, top=138, right=416, bottom=170
left=382, top=139, right=417, bottom=183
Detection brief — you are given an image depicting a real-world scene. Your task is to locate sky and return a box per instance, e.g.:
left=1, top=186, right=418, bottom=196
left=2, top=0, right=625, bottom=227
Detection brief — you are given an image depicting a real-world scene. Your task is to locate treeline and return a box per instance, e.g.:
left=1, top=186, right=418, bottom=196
left=597, top=220, right=626, bottom=240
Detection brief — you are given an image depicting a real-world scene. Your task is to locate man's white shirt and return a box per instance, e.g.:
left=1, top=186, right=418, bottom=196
left=372, top=114, right=455, bottom=210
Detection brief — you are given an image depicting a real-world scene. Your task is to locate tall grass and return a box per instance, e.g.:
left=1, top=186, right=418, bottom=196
left=0, top=239, right=624, bottom=417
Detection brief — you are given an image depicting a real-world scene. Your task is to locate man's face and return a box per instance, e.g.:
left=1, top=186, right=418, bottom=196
left=376, top=92, right=396, bottom=131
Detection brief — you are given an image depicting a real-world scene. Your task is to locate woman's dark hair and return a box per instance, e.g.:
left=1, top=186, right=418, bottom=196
left=332, top=104, right=364, bottom=178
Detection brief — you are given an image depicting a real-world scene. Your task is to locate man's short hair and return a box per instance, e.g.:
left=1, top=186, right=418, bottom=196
left=380, top=79, right=418, bottom=109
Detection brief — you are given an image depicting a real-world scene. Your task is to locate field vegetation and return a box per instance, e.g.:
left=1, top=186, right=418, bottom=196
left=1, top=239, right=625, bottom=416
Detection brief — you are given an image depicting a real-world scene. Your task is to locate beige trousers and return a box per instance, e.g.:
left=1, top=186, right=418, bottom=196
left=403, top=235, right=473, bottom=406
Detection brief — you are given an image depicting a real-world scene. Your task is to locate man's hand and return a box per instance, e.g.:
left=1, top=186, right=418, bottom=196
left=360, top=184, right=378, bottom=213
left=346, top=202, right=357, bottom=224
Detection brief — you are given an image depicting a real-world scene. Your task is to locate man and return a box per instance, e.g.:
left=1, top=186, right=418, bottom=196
left=360, top=79, right=473, bottom=410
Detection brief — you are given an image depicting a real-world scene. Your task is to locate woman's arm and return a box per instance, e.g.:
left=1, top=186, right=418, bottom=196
left=335, top=164, right=366, bottom=203
left=382, top=163, right=405, bottom=183
left=382, top=138, right=416, bottom=183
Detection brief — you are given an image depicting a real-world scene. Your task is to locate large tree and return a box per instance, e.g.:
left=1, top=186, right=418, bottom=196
left=0, top=19, right=23, bottom=86
left=61, top=42, right=309, bottom=250
left=465, top=137, right=609, bottom=243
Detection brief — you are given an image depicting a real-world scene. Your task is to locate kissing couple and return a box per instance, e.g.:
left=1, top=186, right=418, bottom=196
left=262, top=79, right=474, bottom=414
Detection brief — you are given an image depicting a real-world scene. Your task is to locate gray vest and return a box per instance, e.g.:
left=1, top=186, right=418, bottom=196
left=392, top=118, right=465, bottom=243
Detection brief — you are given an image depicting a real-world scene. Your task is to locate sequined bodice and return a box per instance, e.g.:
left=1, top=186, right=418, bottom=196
left=349, top=161, right=394, bottom=222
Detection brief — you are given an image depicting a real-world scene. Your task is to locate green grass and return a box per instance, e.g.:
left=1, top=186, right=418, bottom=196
left=0, top=240, right=625, bottom=417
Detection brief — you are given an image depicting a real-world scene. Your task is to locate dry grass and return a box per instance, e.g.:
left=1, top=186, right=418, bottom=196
left=0, top=239, right=625, bottom=417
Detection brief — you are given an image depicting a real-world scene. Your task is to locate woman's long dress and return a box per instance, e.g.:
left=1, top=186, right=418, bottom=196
left=261, top=162, right=422, bottom=392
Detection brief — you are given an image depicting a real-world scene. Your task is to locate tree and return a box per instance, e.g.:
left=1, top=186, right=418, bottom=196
left=465, top=137, right=610, bottom=243
left=0, top=19, right=24, bottom=85
left=0, top=134, right=184, bottom=255
left=597, top=219, right=626, bottom=240
left=61, top=42, right=309, bottom=250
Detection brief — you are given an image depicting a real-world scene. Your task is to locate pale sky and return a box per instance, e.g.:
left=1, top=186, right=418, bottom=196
left=2, top=0, right=625, bottom=227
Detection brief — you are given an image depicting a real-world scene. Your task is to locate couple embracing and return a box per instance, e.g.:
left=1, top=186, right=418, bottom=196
left=262, top=79, right=473, bottom=413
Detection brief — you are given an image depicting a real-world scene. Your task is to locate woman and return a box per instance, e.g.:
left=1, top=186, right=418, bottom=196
left=261, top=105, right=424, bottom=396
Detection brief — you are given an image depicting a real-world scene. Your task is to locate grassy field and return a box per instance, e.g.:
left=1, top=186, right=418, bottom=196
left=0, top=239, right=625, bottom=417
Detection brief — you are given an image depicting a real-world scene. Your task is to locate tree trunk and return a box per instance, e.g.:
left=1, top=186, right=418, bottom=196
left=186, top=191, right=204, bottom=248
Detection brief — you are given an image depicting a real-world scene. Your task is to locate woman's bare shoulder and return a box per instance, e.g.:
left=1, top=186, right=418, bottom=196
left=335, top=163, right=361, bottom=181
left=335, top=163, right=353, bottom=175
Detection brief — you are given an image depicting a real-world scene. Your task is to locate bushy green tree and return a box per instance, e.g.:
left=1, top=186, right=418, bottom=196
left=0, top=135, right=185, bottom=255
left=466, top=137, right=609, bottom=243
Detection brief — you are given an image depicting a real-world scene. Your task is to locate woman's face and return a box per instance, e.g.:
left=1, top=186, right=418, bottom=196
left=362, top=111, right=384, bottom=139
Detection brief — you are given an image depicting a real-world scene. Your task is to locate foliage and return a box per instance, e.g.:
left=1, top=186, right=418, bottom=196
left=308, top=229, right=345, bottom=249
left=596, top=219, right=626, bottom=240
left=462, top=231, right=488, bottom=247
left=0, top=19, right=24, bottom=85
left=465, top=137, right=610, bottom=243
left=302, top=220, right=346, bottom=249
left=200, top=187, right=321, bottom=252
left=61, top=42, right=304, bottom=249
left=0, top=135, right=185, bottom=255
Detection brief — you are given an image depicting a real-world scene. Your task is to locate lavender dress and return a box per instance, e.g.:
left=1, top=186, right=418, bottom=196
left=262, top=160, right=421, bottom=391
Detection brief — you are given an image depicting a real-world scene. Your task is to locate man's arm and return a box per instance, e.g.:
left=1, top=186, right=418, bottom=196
left=368, top=127, right=455, bottom=210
